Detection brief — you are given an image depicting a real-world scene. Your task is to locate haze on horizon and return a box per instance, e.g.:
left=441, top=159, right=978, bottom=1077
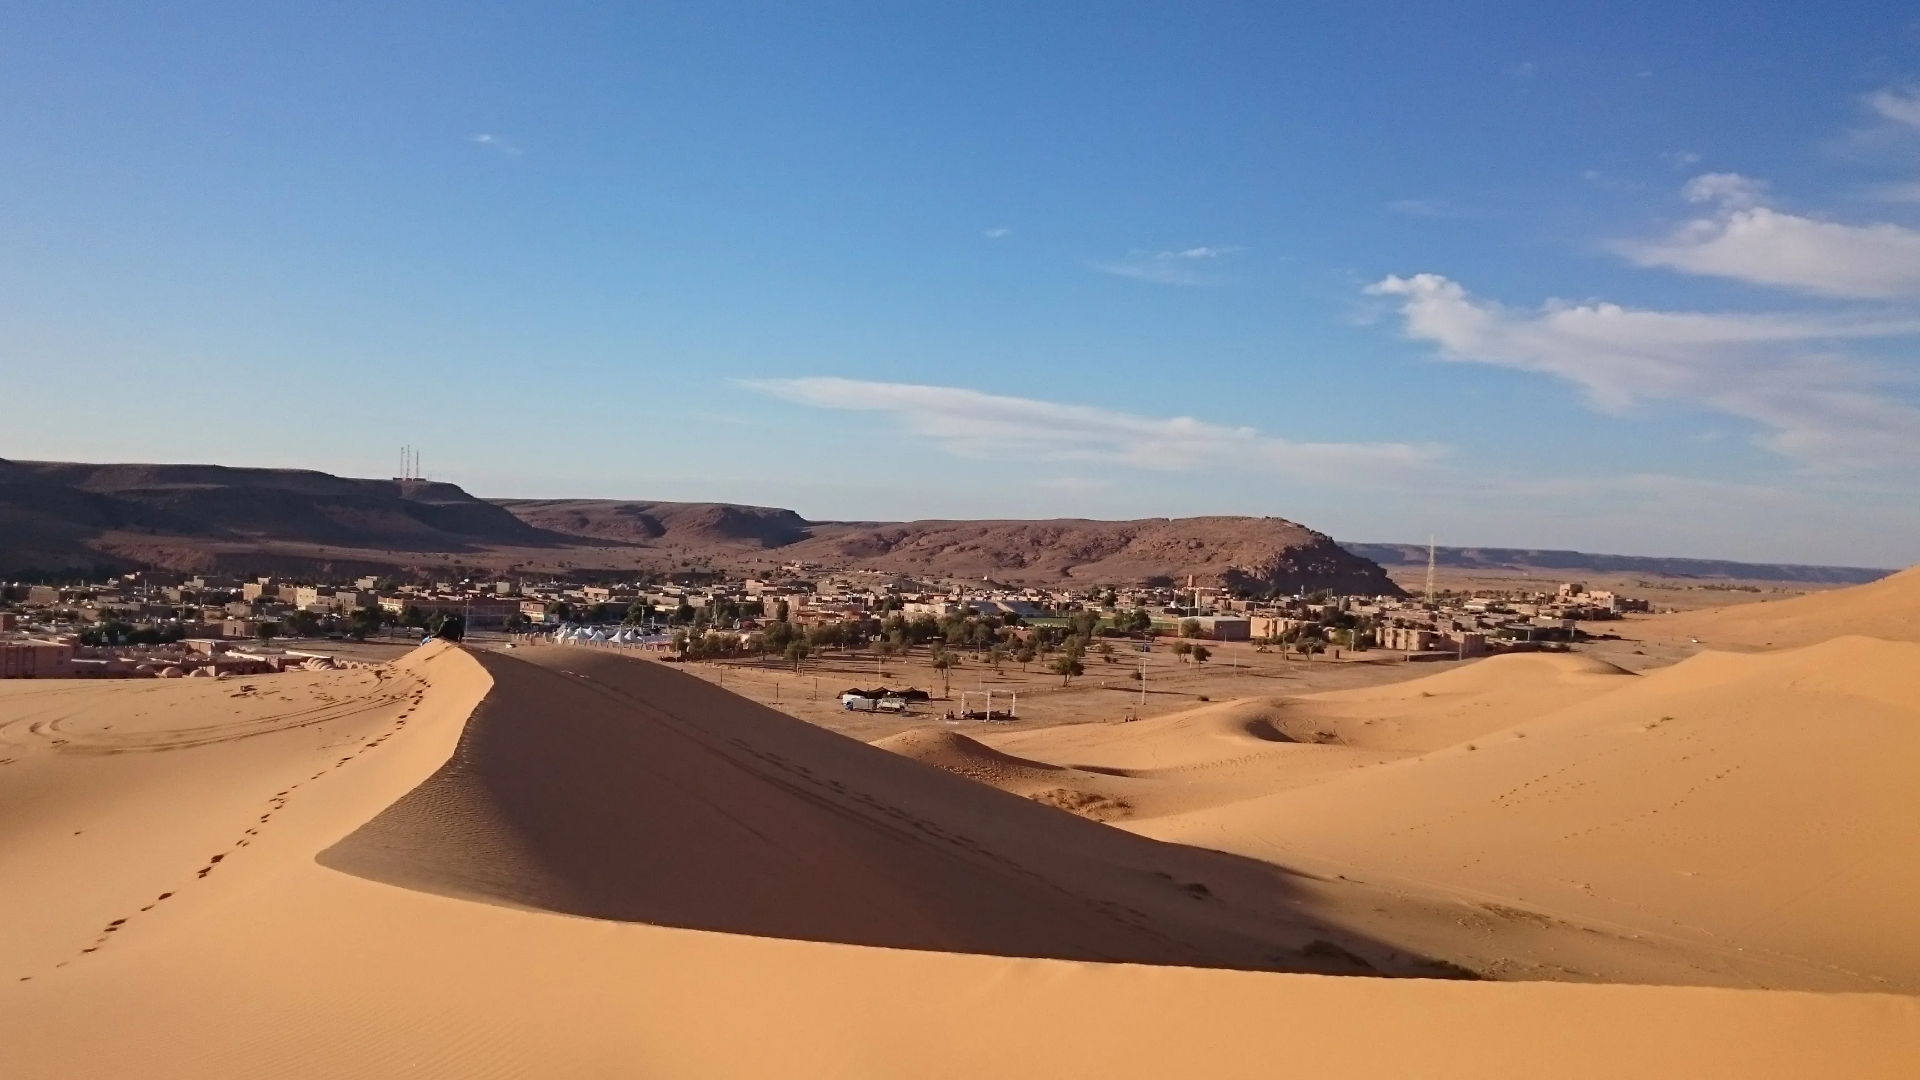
left=4, top=3, right=1920, bottom=568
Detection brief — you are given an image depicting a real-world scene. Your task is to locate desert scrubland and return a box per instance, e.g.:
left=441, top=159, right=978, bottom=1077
left=2, top=570, right=1918, bottom=1077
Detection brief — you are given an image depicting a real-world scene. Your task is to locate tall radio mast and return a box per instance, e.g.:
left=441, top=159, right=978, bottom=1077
left=1425, top=536, right=1437, bottom=607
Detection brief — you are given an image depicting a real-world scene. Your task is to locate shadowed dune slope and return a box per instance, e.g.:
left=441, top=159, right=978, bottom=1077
left=318, top=645, right=1429, bottom=974
left=1647, top=562, right=1920, bottom=649
left=1141, top=636, right=1920, bottom=992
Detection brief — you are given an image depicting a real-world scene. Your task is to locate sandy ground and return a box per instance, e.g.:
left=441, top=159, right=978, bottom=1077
left=4, top=568, right=1919, bottom=1077
left=658, top=640, right=1455, bottom=742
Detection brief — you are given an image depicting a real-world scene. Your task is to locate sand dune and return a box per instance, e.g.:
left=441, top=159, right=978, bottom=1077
left=914, top=656, right=1635, bottom=821
left=869, top=727, right=1139, bottom=820
left=1272, top=651, right=1638, bottom=752
left=4, top=641, right=1917, bottom=1077
left=321, top=645, right=1404, bottom=970
left=1141, top=636, right=1920, bottom=991
left=1644, top=562, right=1920, bottom=649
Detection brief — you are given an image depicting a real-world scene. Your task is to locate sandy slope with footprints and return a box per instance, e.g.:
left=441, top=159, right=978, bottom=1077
left=1, top=641, right=1916, bottom=1078
left=0, top=653, right=438, bottom=977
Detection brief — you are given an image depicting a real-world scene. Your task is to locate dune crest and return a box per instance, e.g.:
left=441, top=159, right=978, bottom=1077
left=1646, top=563, right=1920, bottom=649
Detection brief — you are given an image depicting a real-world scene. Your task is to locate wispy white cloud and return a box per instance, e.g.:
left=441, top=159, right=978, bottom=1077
left=1092, top=246, right=1233, bottom=286
left=984, top=226, right=1013, bottom=239
left=1680, top=172, right=1765, bottom=207
left=1867, top=87, right=1920, bottom=128
left=1367, top=273, right=1920, bottom=469
left=469, top=133, right=523, bottom=156
left=1615, top=173, right=1920, bottom=298
left=742, top=376, right=1442, bottom=479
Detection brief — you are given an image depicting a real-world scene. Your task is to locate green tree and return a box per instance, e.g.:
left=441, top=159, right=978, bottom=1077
left=1171, top=639, right=1193, bottom=662
left=1190, top=644, right=1211, bottom=665
left=1096, top=639, right=1116, bottom=663
left=930, top=645, right=957, bottom=697
left=784, top=639, right=810, bottom=672
left=255, top=621, right=280, bottom=644
left=349, top=606, right=387, bottom=640
left=1050, top=653, right=1084, bottom=687
left=1179, top=618, right=1203, bottom=639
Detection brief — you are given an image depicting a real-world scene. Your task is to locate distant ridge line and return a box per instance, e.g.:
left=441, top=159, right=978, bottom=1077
left=1339, top=542, right=1892, bottom=585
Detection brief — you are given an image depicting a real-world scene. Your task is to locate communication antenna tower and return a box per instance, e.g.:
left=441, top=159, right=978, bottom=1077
left=1425, top=535, right=1437, bottom=607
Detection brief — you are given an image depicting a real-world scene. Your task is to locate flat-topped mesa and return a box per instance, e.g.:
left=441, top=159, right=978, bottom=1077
left=505, top=502, right=1407, bottom=594
left=495, top=498, right=812, bottom=549
left=0, top=458, right=1399, bottom=592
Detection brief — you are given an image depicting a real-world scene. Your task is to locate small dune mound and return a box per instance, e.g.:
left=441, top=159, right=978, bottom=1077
left=874, top=729, right=1134, bottom=820
left=872, top=728, right=1064, bottom=786
left=988, top=698, right=1311, bottom=774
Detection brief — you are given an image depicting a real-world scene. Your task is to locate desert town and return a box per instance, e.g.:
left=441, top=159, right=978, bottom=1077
left=0, top=561, right=1655, bottom=683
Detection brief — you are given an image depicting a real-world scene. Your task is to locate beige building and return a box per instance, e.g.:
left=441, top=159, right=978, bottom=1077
left=1379, top=627, right=1442, bottom=652
left=1249, top=615, right=1300, bottom=640
left=0, top=639, right=75, bottom=678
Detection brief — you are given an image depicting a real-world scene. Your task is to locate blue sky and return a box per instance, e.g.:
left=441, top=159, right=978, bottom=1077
left=5, top=3, right=1920, bottom=567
